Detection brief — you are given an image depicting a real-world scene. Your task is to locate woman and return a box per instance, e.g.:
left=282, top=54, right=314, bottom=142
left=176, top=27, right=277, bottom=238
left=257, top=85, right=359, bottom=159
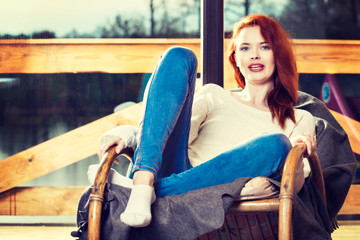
left=90, top=14, right=316, bottom=228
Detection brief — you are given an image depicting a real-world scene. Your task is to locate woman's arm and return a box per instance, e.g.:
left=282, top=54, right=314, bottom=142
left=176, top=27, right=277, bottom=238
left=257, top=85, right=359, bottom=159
left=289, top=110, right=316, bottom=156
left=291, top=133, right=316, bottom=157
left=287, top=110, right=317, bottom=191
left=97, top=125, right=138, bottom=161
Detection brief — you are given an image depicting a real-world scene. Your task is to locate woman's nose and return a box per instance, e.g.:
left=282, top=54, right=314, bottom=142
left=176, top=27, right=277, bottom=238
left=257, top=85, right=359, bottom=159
left=251, top=54, right=260, bottom=60
left=250, top=49, right=260, bottom=60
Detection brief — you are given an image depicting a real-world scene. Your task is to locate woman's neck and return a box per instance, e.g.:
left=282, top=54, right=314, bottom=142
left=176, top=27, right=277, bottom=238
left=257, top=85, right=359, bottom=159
left=237, top=83, right=273, bottom=110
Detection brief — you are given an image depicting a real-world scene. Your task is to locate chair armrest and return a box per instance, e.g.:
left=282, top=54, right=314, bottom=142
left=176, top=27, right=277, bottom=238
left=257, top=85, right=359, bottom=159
left=87, top=146, right=133, bottom=240
left=279, top=143, right=326, bottom=240
left=280, top=143, right=326, bottom=206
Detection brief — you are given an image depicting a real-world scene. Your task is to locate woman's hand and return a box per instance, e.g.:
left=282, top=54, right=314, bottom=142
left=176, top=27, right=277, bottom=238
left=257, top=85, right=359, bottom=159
left=97, top=135, right=125, bottom=162
left=292, top=133, right=316, bottom=157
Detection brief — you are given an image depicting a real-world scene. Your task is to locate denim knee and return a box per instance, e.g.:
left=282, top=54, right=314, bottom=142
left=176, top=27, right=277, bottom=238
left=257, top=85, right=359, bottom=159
left=262, top=133, right=292, bottom=156
left=163, top=47, right=198, bottom=73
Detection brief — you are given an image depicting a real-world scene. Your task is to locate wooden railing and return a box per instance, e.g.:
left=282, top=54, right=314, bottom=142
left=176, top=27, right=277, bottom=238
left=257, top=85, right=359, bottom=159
left=0, top=39, right=359, bottom=217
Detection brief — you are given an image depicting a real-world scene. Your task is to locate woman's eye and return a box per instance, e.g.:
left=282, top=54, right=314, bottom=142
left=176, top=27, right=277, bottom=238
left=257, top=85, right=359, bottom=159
left=261, top=45, right=271, bottom=50
left=240, top=46, right=249, bottom=51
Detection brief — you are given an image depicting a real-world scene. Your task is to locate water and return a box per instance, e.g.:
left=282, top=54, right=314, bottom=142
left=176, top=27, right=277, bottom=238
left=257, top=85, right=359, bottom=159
left=0, top=73, right=146, bottom=186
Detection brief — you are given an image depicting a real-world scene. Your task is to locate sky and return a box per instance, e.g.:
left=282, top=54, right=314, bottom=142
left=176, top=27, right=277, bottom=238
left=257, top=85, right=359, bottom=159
left=0, top=0, right=150, bottom=36
left=0, top=0, right=288, bottom=37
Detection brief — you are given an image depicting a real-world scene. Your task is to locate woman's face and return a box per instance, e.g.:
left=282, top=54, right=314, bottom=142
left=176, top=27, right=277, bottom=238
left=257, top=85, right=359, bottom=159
left=234, top=26, right=275, bottom=87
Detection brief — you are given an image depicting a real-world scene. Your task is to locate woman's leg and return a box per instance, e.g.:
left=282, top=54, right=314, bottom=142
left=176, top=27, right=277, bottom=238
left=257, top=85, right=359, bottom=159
left=132, top=46, right=197, bottom=178
left=121, top=46, right=197, bottom=227
left=155, top=133, right=292, bottom=197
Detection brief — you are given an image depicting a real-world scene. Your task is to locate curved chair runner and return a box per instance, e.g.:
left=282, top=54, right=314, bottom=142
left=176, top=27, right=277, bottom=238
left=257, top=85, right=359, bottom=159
left=87, top=143, right=326, bottom=240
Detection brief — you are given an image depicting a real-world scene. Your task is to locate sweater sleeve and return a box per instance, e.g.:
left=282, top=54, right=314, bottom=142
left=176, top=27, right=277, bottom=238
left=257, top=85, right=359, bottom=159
left=289, top=110, right=316, bottom=143
left=289, top=110, right=316, bottom=184
left=100, top=125, right=138, bottom=148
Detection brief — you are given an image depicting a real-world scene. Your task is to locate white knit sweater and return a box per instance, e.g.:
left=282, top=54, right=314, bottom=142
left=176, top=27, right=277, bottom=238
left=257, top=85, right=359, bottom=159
left=102, top=84, right=315, bottom=183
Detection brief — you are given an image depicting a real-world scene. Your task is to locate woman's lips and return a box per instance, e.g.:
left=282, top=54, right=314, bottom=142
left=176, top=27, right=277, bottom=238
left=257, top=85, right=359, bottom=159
left=248, top=64, right=264, bottom=72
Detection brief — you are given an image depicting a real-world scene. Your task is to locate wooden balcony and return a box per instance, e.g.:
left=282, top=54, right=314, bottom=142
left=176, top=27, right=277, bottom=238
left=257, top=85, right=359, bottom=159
left=0, top=38, right=359, bottom=218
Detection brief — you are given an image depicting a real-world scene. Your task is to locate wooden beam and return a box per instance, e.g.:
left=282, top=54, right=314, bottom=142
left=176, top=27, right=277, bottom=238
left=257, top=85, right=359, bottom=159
left=293, top=39, right=360, bottom=74
left=0, top=184, right=357, bottom=216
left=339, top=184, right=360, bottom=215
left=2, top=38, right=360, bottom=90
left=0, top=103, right=143, bottom=194
left=0, top=39, right=201, bottom=74
left=0, top=186, right=86, bottom=216
left=1, top=39, right=360, bottom=76
left=329, top=109, right=360, bottom=155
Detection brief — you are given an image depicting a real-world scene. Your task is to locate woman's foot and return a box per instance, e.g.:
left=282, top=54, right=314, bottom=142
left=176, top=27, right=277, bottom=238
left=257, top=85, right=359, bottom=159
left=120, top=184, right=156, bottom=227
left=120, top=170, right=156, bottom=227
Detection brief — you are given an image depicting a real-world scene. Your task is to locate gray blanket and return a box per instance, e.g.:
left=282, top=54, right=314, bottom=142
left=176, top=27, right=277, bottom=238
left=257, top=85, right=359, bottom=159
left=72, top=91, right=357, bottom=240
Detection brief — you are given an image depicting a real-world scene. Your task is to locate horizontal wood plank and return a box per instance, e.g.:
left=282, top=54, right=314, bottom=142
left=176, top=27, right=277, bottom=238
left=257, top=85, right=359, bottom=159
left=329, top=109, right=360, bottom=155
left=1, top=39, right=360, bottom=78
left=0, top=39, right=201, bottom=74
left=339, top=184, right=360, bottom=215
left=0, top=186, right=86, bottom=216
left=293, top=39, right=360, bottom=74
left=2, top=38, right=360, bottom=90
left=0, top=184, right=357, bottom=216
left=0, top=103, right=143, bottom=194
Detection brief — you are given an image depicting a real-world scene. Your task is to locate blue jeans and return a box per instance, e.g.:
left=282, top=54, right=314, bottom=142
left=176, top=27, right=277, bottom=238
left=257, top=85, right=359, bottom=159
left=132, top=47, right=292, bottom=197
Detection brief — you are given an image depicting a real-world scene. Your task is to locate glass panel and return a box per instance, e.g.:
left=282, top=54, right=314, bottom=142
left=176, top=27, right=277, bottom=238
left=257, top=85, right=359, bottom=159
left=225, top=0, right=360, bottom=40
left=2, top=0, right=359, bottom=39
left=0, top=0, right=201, bottom=38
left=0, top=73, right=146, bottom=186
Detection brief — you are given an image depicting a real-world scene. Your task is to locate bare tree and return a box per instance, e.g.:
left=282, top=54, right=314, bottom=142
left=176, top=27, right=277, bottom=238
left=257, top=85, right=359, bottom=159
left=225, top=0, right=246, bottom=23
left=245, top=0, right=250, bottom=15
left=150, top=0, right=155, bottom=37
left=178, top=0, right=201, bottom=36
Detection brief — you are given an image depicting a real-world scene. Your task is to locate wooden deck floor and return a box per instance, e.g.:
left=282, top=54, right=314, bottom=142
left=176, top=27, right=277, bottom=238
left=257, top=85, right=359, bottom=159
left=331, top=221, right=360, bottom=240
left=0, top=221, right=359, bottom=240
left=0, top=225, right=77, bottom=240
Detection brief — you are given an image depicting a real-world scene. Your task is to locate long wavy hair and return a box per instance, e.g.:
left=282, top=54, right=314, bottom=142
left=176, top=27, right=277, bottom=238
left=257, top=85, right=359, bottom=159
left=228, top=14, right=298, bottom=129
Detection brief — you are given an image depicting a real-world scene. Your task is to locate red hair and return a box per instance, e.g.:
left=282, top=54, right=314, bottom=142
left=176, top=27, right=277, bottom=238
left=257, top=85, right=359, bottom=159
left=228, top=14, right=298, bottom=128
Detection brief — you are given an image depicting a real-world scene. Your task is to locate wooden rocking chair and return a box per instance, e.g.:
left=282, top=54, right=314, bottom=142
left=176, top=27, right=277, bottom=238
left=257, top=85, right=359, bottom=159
left=87, top=142, right=326, bottom=240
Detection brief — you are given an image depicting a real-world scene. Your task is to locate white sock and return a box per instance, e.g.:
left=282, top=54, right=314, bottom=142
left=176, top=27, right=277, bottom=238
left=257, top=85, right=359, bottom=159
left=120, top=185, right=156, bottom=227
left=87, top=164, right=133, bottom=189
left=88, top=165, right=156, bottom=227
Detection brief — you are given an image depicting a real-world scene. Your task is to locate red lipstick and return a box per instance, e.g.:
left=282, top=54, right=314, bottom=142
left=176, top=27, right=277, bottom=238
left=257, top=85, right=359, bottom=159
left=248, top=63, right=264, bottom=72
